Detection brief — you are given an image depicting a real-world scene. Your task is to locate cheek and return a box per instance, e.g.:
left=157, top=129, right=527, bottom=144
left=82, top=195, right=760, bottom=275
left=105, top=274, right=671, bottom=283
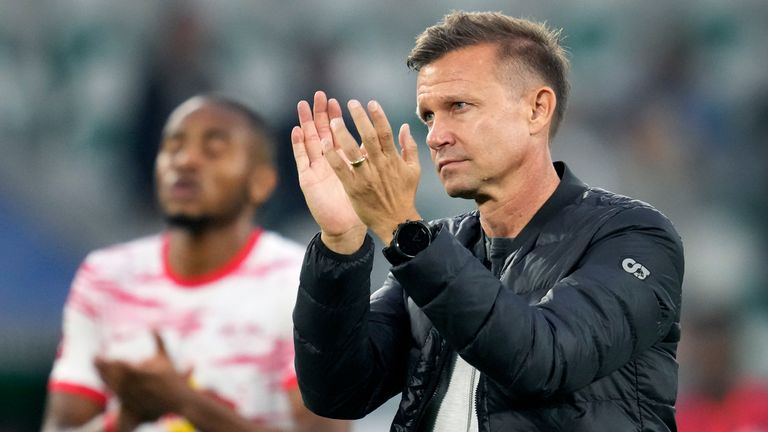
left=211, top=164, right=250, bottom=196
left=154, top=155, right=170, bottom=181
left=473, top=118, right=527, bottom=167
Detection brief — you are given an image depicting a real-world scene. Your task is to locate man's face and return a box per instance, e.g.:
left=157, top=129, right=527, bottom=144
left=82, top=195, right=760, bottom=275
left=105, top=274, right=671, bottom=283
left=416, top=43, right=537, bottom=201
left=155, top=100, right=258, bottom=229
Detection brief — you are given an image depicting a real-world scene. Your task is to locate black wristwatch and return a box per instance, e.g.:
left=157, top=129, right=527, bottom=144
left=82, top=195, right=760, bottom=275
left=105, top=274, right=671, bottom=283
left=382, top=220, right=435, bottom=266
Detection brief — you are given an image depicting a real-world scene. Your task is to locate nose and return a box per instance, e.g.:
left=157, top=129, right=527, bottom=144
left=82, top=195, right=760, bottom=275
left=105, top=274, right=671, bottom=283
left=425, top=117, right=454, bottom=150
left=171, top=143, right=203, bottom=170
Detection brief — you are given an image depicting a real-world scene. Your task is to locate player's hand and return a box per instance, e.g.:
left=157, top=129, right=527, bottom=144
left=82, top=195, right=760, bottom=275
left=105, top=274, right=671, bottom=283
left=95, top=331, right=193, bottom=422
left=292, top=91, right=367, bottom=254
left=324, top=99, right=421, bottom=245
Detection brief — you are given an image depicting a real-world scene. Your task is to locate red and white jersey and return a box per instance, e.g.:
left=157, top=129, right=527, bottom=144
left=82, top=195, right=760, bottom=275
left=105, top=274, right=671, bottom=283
left=49, top=229, right=305, bottom=431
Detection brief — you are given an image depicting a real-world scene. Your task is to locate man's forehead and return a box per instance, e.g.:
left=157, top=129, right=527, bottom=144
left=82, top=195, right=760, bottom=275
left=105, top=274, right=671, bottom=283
left=416, top=68, right=468, bottom=89
left=416, top=67, right=495, bottom=102
left=167, top=97, right=208, bottom=126
left=417, top=56, right=472, bottom=79
left=418, top=44, right=499, bottom=74
left=417, top=51, right=499, bottom=91
left=165, top=99, right=244, bottom=132
left=416, top=78, right=475, bottom=106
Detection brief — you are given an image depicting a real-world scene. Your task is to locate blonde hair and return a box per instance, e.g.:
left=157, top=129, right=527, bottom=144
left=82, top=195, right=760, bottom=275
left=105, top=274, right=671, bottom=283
left=407, top=11, right=570, bottom=136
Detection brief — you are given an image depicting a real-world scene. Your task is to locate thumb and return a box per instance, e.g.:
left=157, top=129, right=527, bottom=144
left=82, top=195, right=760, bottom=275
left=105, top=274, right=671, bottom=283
left=182, top=366, right=195, bottom=385
left=398, top=123, right=420, bottom=168
left=151, top=330, right=168, bottom=358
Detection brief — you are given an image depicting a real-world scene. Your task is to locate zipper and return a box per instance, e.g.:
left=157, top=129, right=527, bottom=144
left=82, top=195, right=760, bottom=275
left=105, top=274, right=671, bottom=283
left=466, top=367, right=477, bottom=431
left=474, top=373, right=483, bottom=432
left=412, top=341, right=452, bottom=431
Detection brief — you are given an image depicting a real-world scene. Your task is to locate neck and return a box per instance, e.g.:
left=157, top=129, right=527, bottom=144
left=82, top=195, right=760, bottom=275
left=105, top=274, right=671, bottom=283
left=166, top=214, right=255, bottom=278
left=478, top=158, right=559, bottom=238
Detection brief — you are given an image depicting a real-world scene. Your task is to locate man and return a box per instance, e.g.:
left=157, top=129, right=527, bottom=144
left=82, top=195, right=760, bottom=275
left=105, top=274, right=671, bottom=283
left=290, top=11, right=683, bottom=432
left=42, top=95, right=349, bottom=432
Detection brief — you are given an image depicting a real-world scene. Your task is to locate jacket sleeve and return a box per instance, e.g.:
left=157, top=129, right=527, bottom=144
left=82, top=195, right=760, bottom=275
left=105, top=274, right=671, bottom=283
left=395, top=206, right=683, bottom=398
left=292, top=233, right=411, bottom=418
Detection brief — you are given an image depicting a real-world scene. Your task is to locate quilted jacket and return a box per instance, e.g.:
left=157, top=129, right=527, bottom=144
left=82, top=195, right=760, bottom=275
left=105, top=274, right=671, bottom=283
left=293, top=162, right=684, bottom=431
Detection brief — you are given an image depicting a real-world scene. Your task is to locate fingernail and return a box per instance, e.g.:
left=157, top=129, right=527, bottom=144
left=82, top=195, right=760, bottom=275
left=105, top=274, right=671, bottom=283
left=348, top=99, right=362, bottom=109
left=368, top=100, right=380, bottom=112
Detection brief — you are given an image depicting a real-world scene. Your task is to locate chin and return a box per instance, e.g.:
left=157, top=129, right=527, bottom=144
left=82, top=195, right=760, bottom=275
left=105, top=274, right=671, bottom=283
left=164, top=213, right=215, bottom=232
left=442, top=180, right=478, bottom=200
left=444, top=187, right=477, bottom=200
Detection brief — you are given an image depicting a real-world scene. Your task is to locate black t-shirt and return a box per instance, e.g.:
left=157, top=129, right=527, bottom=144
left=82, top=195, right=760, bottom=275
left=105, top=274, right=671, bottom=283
left=484, top=234, right=516, bottom=277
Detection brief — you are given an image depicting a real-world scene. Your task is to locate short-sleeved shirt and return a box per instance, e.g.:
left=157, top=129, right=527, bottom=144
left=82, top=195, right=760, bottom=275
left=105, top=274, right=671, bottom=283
left=49, top=229, right=305, bottom=431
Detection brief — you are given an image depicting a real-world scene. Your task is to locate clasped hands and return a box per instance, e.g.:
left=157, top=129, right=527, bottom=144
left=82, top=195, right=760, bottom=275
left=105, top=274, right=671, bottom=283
left=94, top=331, right=193, bottom=426
left=291, top=91, right=422, bottom=254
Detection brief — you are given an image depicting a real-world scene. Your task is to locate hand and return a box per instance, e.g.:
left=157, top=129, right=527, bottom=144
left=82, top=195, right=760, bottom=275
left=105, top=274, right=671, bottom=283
left=291, top=91, right=367, bottom=253
left=95, top=331, right=193, bottom=424
left=324, top=99, right=422, bottom=245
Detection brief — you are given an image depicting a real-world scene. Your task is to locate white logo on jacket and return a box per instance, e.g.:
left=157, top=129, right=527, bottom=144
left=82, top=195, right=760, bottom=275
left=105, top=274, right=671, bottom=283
left=622, top=258, right=650, bottom=280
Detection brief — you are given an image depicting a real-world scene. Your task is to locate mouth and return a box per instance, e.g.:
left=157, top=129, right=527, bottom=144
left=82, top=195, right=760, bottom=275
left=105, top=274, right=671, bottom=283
left=437, top=159, right=466, bottom=172
left=168, top=178, right=201, bottom=200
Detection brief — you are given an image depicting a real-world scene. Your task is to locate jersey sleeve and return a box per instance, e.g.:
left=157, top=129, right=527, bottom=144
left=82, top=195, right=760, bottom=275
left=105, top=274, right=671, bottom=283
left=48, top=258, right=108, bottom=406
left=278, top=252, right=304, bottom=392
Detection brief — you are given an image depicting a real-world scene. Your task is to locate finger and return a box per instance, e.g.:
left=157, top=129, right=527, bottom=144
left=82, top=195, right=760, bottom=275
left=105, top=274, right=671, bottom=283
left=328, top=98, right=343, bottom=121
left=296, top=100, right=323, bottom=161
left=290, top=126, right=310, bottom=172
left=182, top=366, right=195, bottom=383
left=152, top=330, right=168, bottom=358
left=95, top=357, right=129, bottom=372
left=327, top=98, right=348, bottom=154
left=368, top=100, right=397, bottom=156
left=321, top=138, right=353, bottom=181
left=312, top=91, right=333, bottom=143
left=398, top=123, right=421, bottom=168
left=329, top=116, right=366, bottom=167
left=346, top=100, right=381, bottom=160
left=94, top=358, right=124, bottom=389
left=93, top=357, right=108, bottom=378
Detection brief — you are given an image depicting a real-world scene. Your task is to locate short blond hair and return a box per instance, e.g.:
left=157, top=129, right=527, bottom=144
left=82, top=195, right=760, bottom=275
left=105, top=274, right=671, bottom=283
left=407, top=11, right=570, bottom=136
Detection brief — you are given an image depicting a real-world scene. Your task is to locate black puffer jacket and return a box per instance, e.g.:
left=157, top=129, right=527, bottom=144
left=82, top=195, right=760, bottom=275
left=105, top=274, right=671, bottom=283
left=293, top=162, right=684, bottom=431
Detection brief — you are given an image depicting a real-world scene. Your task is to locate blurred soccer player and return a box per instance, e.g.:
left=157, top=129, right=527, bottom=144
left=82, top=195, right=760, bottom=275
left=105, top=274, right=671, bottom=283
left=42, top=95, right=349, bottom=432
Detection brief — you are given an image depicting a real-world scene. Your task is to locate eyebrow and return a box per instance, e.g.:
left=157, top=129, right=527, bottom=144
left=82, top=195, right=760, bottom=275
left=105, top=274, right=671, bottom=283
left=414, top=108, right=426, bottom=122
left=165, top=130, right=185, bottom=140
left=203, top=128, right=230, bottom=139
left=415, top=93, right=469, bottom=120
left=163, top=127, right=231, bottom=140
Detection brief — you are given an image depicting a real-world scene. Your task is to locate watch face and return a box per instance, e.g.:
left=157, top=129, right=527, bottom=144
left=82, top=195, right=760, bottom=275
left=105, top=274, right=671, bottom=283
left=396, top=222, right=432, bottom=257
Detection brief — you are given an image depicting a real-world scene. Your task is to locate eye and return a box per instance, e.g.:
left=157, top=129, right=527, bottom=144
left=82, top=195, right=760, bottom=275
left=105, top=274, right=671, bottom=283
left=160, top=136, right=182, bottom=153
left=203, top=131, right=229, bottom=157
left=420, top=111, right=434, bottom=124
left=204, top=139, right=226, bottom=157
left=452, top=101, right=468, bottom=111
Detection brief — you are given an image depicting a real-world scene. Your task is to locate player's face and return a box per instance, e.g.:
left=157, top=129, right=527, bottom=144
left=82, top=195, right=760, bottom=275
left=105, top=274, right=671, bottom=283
left=155, top=101, right=257, bottom=227
left=416, top=43, right=536, bottom=201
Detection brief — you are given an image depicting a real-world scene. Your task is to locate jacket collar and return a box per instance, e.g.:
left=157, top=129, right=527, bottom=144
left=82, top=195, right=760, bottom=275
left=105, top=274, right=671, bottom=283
left=526, top=161, right=589, bottom=231
left=469, top=161, right=588, bottom=260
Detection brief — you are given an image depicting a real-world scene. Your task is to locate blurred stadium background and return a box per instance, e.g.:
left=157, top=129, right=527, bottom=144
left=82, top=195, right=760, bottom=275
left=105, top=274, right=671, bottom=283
left=1, top=0, right=767, bottom=430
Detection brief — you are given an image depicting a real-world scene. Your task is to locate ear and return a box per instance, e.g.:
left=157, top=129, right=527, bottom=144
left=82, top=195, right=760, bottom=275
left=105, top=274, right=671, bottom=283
left=528, top=86, right=556, bottom=136
left=248, top=164, right=277, bottom=207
